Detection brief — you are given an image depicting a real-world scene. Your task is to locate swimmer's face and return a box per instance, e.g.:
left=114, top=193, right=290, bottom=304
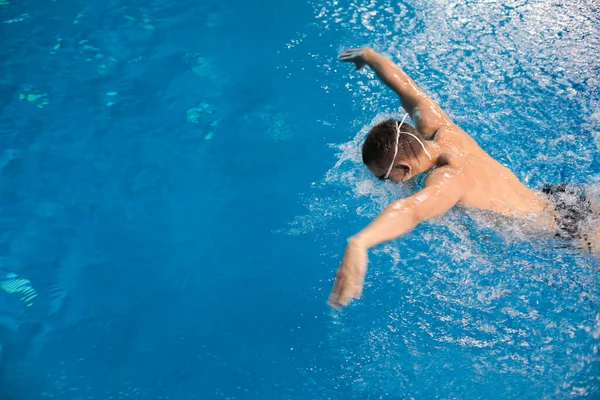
left=368, top=162, right=412, bottom=183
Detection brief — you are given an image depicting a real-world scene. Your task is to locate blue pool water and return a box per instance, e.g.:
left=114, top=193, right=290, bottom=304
left=1, top=0, right=599, bottom=398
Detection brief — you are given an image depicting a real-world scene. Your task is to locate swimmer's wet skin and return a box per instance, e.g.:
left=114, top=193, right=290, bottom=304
left=328, top=48, right=600, bottom=310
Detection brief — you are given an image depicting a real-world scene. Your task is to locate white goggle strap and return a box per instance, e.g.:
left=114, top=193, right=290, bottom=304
left=383, top=113, right=432, bottom=180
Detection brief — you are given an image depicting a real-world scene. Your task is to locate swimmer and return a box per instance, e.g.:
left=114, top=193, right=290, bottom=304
left=328, top=48, right=599, bottom=309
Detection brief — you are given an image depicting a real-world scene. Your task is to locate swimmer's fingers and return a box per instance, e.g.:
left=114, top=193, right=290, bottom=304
left=339, top=49, right=366, bottom=70
left=339, top=57, right=365, bottom=71
left=328, top=241, right=368, bottom=309
left=327, top=273, right=346, bottom=310
left=339, top=50, right=363, bottom=60
left=339, top=52, right=364, bottom=63
left=332, top=283, right=362, bottom=309
left=339, top=47, right=373, bottom=60
left=352, top=281, right=363, bottom=300
left=328, top=272, right=363, bottom=309
left=340, top=48, right=365, bottom=55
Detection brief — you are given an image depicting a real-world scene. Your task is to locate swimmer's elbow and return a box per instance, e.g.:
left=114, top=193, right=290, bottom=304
left=412, top=209, right=429, bottom=225
left=385, top=200, right=421, bottom=230
left=404, top=206, right=425, bottom=228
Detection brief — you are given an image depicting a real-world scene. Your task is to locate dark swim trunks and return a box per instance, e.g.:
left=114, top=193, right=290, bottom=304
left=542, top=183, right=593, bottom=250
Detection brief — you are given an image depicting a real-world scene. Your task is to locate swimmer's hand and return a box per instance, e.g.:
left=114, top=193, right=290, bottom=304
left=328, top=238, right=368, bottom=309
left=339, top=48, right=374, bottom=71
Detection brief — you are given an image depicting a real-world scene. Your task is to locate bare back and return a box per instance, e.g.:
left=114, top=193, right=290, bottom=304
left=433, top=124, right=547, bottom=216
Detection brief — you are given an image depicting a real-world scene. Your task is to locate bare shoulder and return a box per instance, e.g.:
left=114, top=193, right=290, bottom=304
left=423, top=165, right=466, bottom=198
left=425, top=165, right=462, bottom=184
left=437, top=122, right=482, bottom=148
left=435, top=122, right=466, bottom=138
left=407, top=166, right=465, bottom=220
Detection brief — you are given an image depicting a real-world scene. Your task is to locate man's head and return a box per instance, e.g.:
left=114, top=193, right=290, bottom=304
left=362, top=118, right=427, bottom=183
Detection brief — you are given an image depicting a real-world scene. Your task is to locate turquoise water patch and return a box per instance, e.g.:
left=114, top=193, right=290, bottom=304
left=123, top=9, right=155, bottom=30
left=186, top=102, right=217, bottom=124
left=186, top=102, right=219, bottom=139
left=187, top=55, right=228, bottom=86
left=19, top=92, right=49, bottom=108
left=243, top=106, right=292, bottom=141
left=75, top=40, right=118, bottom=75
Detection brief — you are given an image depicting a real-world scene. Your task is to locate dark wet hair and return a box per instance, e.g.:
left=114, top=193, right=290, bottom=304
left=361, top=119, right=422, bottom=168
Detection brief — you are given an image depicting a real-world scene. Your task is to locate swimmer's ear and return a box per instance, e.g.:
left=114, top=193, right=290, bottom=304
left=395, top=164, right=411, bottom=181
left=402, top=164, right=412, bottom=181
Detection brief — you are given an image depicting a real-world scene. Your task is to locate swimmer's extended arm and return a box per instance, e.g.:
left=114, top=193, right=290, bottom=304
left=354, top=170, right=461, bottom=248
left=340, top=48, right=451, bottom=138
left=328, top=169, right=463, bottom=309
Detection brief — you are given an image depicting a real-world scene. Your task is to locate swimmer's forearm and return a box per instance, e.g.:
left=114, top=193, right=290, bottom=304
left=364, top=51, right=426, bottom=113
left=351, top=200, right=419, bottom=249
